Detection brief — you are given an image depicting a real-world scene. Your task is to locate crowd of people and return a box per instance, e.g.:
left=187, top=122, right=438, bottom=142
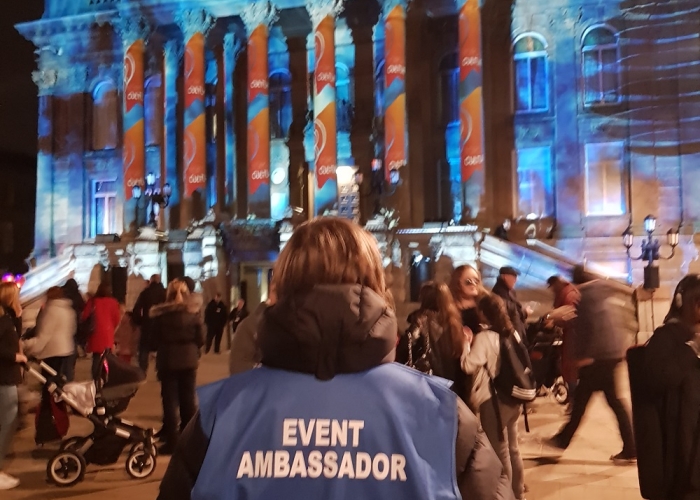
left=0, top=217, right=699, bottom=498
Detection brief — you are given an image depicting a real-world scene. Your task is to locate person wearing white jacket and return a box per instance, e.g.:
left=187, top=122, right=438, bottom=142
left=23, top=287, right=76, bottom=381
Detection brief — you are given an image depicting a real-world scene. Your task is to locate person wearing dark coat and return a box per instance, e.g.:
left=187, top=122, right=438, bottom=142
left=158, top=218, right=512, bottom=500
left=150, top=280, right=204, bottom=455
left=492, top=267, right=529, bottom=343
left=628, top=274, right=700, bottom=499
left=228, top=298, right=249, bottom=333
left=132, top=274, right=166, bottom=373
left=204, top=293, right=227, bottom=354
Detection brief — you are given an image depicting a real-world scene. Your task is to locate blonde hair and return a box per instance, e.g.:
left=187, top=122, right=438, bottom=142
left=166, top=280, right=190, bottom=303
left=272, top=217, right=391, bottom=305
left=0, top=282, right=22, bottom=318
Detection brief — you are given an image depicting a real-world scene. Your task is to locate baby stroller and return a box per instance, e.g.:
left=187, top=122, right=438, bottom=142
left=527, top=320, right=569, bottom=405
left=24, top=351, right=157, bottom=487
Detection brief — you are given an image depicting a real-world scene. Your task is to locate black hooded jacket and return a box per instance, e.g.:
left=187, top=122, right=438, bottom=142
left=158, top=285, right=513, bottom=500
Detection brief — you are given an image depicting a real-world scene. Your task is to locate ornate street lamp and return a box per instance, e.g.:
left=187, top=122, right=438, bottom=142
left=144, top=173, right=172, bottom=228
left=622, top=214, right=680, bottom=289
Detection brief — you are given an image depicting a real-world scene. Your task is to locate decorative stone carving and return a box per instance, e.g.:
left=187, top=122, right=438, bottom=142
left=32, top=69, right=58, bottom=95
left=114, top=14, right=150, bottom=46
left=175, top=9, right=215, bottom=41
left=241, top=1, right=278, bottom=35
left=305, top=0, right=344, bottom=25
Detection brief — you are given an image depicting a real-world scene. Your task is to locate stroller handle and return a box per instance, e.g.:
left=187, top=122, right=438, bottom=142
left=22, top=358, right=58, bottom=385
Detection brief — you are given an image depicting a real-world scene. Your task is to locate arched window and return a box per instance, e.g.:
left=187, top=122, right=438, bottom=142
left=269, top=70, right=292, bottom=139
left=513, top=33, right=549, bottom=112
left=336, top=63, right=353, bottom=133
left=92, top=80, right=118, bottom=150
left=144, top=76, right=162, bottom=147
left=582, top=26, right=619, bottom=106
left=439, top=52, right=459, bottom=125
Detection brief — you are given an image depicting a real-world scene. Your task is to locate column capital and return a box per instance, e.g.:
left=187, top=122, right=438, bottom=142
left=115, top=15, right=151, bottom=46
left=175, top=9, right=215, bottom=41
left=241, top=1, right=278, bottom=35
left=305, top=0, right=344, bottom=26
left=32, top=69, right=58, bottom=96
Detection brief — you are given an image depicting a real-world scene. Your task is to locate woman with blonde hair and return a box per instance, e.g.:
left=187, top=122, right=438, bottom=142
left=0, top=282, right=27, bottom=490
left=159, top=218, right=511, bottom=500
left=150, top=279, right=204, bottom=455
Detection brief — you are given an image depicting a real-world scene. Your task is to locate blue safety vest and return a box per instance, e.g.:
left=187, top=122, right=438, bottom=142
left=192, top=363, right=461, bottom=500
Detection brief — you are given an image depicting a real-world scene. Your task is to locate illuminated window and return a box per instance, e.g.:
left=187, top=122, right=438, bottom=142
left=516, top=146, right=554, bottom=218
left=144, top=75, right=162, bottom=147
left=513, top=34, right=549, bottom=112
left=269, top=70, right=292, bottom=139
left=585, top=142, right=626, bottom=215
left=439, top=52, right=459, bottom=125
left=582, top=27, right=619, bottom=106
left=92, top=80, right=118, bottom=150
left=91, top=179, right=117, bottom=237
left=336, top=63, right=353, bottom=133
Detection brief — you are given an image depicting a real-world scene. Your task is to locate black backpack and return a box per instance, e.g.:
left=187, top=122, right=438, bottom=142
left=493, top=330, right=537, bottom=404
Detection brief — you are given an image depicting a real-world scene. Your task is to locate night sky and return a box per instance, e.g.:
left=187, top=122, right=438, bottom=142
left=0, top=2, right=44, bottom=159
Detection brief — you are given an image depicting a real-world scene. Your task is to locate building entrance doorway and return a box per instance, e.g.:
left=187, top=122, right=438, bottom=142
left=237, top=262, right=274, bottom=311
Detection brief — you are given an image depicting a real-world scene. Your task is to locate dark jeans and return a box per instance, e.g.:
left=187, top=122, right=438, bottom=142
left=160, top=369, right=197, bottom=445
left=556, top=359, right=636, bottom=456
left=138, top=348, right=150, bottom=374
left=205, top=326, right=224, bottom=354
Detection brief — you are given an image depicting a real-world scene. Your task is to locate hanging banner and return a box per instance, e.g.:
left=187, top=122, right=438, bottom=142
left=247, top=24, right=271, bottom=218
left=313, top=14, right=338, bottom=216
left=123, top=39, right=145, bottom=200
left=459, top=0, right=485, bottom=183
left=183, top=32, right=206, bottom=197
left=384, top=4, right=407, bottom=174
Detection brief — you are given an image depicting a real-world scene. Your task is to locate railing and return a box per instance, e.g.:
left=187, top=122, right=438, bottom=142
left=19, top=249, right=76, bottom=307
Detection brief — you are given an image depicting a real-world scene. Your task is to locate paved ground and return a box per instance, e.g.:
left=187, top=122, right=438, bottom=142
left=3, top=355, right=643, bottom=499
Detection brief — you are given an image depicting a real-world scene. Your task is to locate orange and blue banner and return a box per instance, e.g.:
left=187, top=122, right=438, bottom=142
left=183, top=32, right=206, bottom=197
left=459, top=0, right=485, bottom=183
left=313, top=15, right=338, bottom=216
left=247, top=24, right=271, bottom=218
left=123, top=39, right=145, bottom=200
left=384, top=4, right=407, bottom=173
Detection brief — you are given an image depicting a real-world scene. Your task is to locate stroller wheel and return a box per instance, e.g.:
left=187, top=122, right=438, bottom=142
left=130, top=442, right=158, bottom=458
left=552, top=379, right=570, bottom=405
left=46, top=450, right=86, bottom=487
left=59, top=437, right=84, bottom=451
left=126, top=449, right=157, bottom=479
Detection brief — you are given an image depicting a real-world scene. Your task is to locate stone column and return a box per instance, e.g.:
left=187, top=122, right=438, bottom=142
left=163, top=40, right=183, bottom=228
left=383, top=0, right=408, bottom=176
left=223, top=33, right=242, bottom=213
left=31, top=65, right=58, bottom=259
left=457, top=0, right=485, bottom=219
left=116, top=15, right=149, bottom=231
left=306, top=0, right=344, bottom=216
left=242, top=1, right=277, bottom=218
left=176, top=9, right=214, bottom=224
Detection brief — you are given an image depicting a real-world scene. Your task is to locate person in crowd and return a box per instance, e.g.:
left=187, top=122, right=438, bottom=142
left=492, top=267, right=529, bottom=343
left=159, top=217, right=512, bottom=500
left=133, top=274, right=166, bottom=373
left=204, top=293, right=228, bottom=354
left=228, top=298, right=249, bottom=334
left=629, top=274, right=700, bottom=499
left=546, top=265, right=636, bottom=464
left=61, top=278, right=85, bottom=374
left=22, top=287, right=75, bottom=380
left=494, top=219, right=511, bottom=241
left=460, top=292, right=526, bottom=500
left=82, top=282, right=121, bottom=379
left=228, top=287, right=274, bottom=375
left=182, top=277, right=204, bottom=315
left=397, top=281, right=470, bottom=403
left=545, top=275, right=581, bottom=410
left=0, top=282, right=27, bottom=490
left=114, top=307, right=139, bottom=364
left=150, top=280, right=204, bottom=455
left=450, top=264, right=486, bottom=337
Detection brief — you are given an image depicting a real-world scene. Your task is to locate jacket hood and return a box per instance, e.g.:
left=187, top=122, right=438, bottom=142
left=258, top=284, right=398, bottom=380
left=150, top=301, right=191, bottom=317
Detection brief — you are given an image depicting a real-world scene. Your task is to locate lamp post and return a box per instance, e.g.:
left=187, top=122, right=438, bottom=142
left=144, top=172, right=172, bottom=228
left=622, top=214, right=680, bottom=289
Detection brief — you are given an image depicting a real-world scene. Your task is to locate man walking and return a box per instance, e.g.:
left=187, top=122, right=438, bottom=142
left=204, top=293, right=228, bottom=354
left=546, top=265, right=636, bottom=464
left=492, top=266, right=530, bottom=341
left=133, top=274, right=166, bottom=373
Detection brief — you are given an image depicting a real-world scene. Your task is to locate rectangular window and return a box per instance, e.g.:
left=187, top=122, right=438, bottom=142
left=515, top=55, right=548, bottom=112
left=585, top=142, right=626, bottom=216
left=91, top=179, right=117, bottom=237
left=516, top=146, right=554, bottom=218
